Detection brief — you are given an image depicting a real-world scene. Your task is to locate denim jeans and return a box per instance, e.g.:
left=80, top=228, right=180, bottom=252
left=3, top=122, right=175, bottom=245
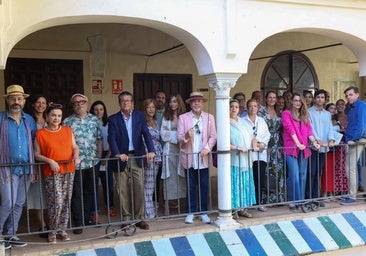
left=185, top=168, right=209, bottom=213
left=0, top=174, right=31, bottom=235
left=286, top=151, right=308, bottom=202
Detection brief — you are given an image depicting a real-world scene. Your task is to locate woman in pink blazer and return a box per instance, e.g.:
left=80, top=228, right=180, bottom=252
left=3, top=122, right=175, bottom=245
left=282, top=93, right=319, bottom=211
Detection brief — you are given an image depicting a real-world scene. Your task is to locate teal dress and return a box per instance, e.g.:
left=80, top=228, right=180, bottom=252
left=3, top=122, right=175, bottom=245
left=230, top=118, right=256, bottom=209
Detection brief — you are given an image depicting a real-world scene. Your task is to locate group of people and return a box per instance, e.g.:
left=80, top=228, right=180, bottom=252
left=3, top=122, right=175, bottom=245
left=230, top=86, right=366, bottom=215
left=0, top=85, right=218, bottom=250
left=1, top=83, right=365, bottom=250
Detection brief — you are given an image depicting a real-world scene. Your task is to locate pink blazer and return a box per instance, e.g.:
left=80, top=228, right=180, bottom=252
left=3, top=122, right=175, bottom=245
left=178, top=111, right=217, bottom=170
left=282, top=110, right=313, bottom=158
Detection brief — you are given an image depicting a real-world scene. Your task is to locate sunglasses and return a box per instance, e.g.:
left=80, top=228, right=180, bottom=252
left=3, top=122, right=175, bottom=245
left=194, top=124, right=201, bottom=134
left=253, top=126, right=257, bottom=136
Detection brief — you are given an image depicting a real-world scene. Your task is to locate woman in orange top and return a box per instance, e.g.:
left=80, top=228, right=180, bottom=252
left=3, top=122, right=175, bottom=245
left=34, top=104, right=80, bottom=243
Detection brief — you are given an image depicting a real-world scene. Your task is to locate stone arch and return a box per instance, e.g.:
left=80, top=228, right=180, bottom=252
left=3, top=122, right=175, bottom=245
left=243, top=27, right=366, bottom=76
left=1, top=15, right=214, bottom=75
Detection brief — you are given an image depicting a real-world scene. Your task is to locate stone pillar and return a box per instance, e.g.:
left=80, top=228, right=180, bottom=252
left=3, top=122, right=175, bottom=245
left=206, top=72, right=242, bottom=230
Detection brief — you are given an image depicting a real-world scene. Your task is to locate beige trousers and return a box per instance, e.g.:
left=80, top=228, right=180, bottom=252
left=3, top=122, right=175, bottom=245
left=347, top=138, right=366, bottom=198
left=118, top=155, right=145, bottom=220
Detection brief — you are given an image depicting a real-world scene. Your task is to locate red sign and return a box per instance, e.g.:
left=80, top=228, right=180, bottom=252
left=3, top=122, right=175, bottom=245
left=112, top=80, right=123, bottom=94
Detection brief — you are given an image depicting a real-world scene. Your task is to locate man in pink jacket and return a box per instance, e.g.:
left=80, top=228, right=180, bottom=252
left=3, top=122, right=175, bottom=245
left=178, top=92, right=217, bottom=224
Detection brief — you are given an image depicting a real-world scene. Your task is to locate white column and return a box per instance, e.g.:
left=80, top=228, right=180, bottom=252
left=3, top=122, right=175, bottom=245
left=206, top=72, right=242, bottom=230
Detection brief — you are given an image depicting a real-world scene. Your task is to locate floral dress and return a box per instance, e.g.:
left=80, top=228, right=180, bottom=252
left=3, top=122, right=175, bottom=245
left=258, top=107, right=285, bottom=203
left=144, top=123, right=163, bottom=218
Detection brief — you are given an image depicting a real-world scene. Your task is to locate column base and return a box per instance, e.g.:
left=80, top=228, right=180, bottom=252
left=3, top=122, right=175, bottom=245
left=214, top=214, right=242, bottom=231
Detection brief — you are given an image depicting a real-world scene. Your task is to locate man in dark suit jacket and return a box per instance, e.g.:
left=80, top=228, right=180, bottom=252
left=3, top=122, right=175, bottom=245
left=108, top=91, right=155, bottom=230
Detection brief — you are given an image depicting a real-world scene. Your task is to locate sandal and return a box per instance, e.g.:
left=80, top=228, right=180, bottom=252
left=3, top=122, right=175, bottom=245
left=238, top=210, right=253, bottom=218
left=56, top=231, right=70, bottom=241
left=48, top=233, right=57, bottom=244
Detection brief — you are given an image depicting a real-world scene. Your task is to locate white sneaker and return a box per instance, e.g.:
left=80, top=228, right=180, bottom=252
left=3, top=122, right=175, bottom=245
left=201, top=214, right=211, bottom=224
left=185, top=214, right=194, bottom=224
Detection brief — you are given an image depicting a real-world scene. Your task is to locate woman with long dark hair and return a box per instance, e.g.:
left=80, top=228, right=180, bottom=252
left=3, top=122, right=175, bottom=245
left=282, top=93, right=319, bottom=211
left=90, top=100, right=115, bottom=218
left=160, top=94, right=187, bottom=210
left=258, top=91, right=285, bottom=204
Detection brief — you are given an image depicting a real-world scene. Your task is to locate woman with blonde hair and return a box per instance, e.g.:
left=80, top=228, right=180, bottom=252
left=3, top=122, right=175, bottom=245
left=143, top=99, right=163, bottom=218
left=242, top=98, right=270, bottom=212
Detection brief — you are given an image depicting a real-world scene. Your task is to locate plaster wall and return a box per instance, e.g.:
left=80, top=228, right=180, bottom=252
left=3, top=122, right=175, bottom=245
left=0, top=0, right=365, bottom=110
left=1, top=28, right=361, bottom=112
left=2, top=0, right=366, bottom=74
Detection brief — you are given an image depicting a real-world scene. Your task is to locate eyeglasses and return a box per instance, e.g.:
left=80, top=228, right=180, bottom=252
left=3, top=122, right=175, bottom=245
left=72, top=100, right=87, bottom=106
left=194, top=124, right=201, bottom=134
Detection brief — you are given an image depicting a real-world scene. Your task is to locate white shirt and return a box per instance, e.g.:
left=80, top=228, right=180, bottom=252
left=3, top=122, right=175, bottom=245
left=242, top=115, right=270, bottom=162
left=192, top=113, right=204, bottom=169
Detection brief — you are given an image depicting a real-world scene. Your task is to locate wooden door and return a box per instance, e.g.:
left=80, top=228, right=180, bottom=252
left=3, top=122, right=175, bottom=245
left=4, top=58, right=84, bottom=116
left=133, top=73, right=192, bottom=111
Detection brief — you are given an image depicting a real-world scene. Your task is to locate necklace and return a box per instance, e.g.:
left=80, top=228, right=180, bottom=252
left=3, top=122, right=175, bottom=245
left=46, top=126, right=60, bottom=131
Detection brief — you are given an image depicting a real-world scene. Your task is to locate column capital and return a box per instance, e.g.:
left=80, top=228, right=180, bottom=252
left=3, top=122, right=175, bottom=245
left=205, top=73, right=242, bottom=98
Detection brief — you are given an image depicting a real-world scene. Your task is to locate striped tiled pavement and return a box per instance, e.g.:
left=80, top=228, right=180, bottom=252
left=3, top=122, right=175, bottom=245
left=65, top=210, right=366, bottom=256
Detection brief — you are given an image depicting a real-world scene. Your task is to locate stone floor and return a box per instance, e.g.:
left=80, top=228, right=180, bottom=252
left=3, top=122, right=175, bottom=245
left=6, top=196, right=366, bottom=256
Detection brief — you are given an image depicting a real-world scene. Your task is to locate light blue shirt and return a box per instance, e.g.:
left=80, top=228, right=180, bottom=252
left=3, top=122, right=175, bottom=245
left=0, top=111, right=37, bottom=175
left=122, top=110, right=134, bottom=151
left=308, top=106, right=334, bottom=153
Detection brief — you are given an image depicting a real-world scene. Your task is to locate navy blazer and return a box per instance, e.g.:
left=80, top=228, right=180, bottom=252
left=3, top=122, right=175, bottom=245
left=108, top=110, right=155, bottom=171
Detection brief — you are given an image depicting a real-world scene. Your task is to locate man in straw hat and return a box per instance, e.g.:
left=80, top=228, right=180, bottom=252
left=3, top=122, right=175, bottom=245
left=0, top=85, right=37, bottom=250
left=178, top=92, right=217, bottom=224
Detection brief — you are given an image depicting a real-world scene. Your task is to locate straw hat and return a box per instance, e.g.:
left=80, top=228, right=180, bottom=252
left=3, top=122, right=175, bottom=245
left=3, top=84, right=30, bottom=98
left=185, top=92, right=208, bottom=104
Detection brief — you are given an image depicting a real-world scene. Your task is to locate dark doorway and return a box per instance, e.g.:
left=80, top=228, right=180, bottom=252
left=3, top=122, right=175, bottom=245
left=133, top=73, right=192, bottom=111
left=4, top=58, right=84, bottom=116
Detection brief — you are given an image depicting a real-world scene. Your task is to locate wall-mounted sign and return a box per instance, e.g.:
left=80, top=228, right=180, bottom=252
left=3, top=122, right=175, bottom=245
left=92, top=79, right=102, bottom=94
left=112, top=79, right=123, bottom=94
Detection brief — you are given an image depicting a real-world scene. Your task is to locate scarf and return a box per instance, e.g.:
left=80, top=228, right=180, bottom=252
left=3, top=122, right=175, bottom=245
left=0, top=112, right=35, bottom=183
left=230, top=118, right=252, bottom=169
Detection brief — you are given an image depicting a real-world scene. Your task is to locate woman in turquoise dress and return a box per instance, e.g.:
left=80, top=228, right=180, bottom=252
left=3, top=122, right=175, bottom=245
left=258, top=91, right=285, bottom=204
left=230, top=99, right=256, bottom=218
left=143, top=99, right=163, bottom=218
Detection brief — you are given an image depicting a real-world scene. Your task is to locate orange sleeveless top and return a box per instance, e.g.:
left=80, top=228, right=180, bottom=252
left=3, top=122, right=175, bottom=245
left=36, top=126, right=75, bottom=177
